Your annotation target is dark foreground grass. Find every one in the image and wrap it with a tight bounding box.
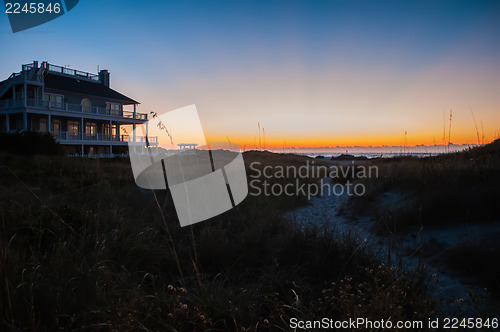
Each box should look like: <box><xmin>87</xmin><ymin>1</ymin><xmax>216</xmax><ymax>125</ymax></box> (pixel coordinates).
<box><xmin>348</xmin><ymin>139</ymin><xmax>500</xmax><ymax>235</ymax></box>
<box><xmin>446</xmin><ymin>241</ymin><xmax>500</xmax><ymax>294</ymax></box>
<box><xmin>0</xmin><ymin>152</ymin><xmax>433</xmax><ymax>331</ymax></box>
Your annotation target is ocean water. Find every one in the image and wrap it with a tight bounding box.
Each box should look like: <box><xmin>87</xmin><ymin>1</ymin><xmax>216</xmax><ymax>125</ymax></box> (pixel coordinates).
<box><xmin>257</xmin><ymin>144</ymin><xmax>477</xmax><ymax>159</ymax></box>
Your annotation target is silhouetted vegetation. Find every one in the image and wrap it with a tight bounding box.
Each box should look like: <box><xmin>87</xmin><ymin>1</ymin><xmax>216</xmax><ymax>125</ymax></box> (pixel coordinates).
<box><xmin>0</xmin><ymin>152</ymin><xmax>432</xmax><ymax>331</ymax></box>
<box><xmin>446</xmin><ymin>241</ymin><xmax>500</xmax><ymax>294</ymax></box>
<box><xmin>348</xmin><ymin>139</ymin><xmax>500</xmax><ymax>234</ymax></box>
<box><xmin>0</xmin><ymin>132</ymin><xmax>63</xmax><ymax>156</ymax></box>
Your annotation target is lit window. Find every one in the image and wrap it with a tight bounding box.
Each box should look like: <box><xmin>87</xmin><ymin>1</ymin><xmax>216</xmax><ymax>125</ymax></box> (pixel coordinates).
<box><xmin>68</xmin><ymin>120</ymin><xmax>79</xmax><ymax>139</ymax></box>
<box><xmin>103</xmin><ymin>123</ymin><xmax>110</xmax><ymax>135</ymax></box>
<box><xmin>85</xmin><ymin>122</ymin><xmax>96</xmax><ymax>135</ymax></box>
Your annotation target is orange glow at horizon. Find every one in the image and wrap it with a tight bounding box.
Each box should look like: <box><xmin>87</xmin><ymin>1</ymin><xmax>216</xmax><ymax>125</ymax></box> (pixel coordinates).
<box><xmin>123</xmin><ymin>102</ymin><xmax>500</xmax><ymax>150</ymax></box>
<box><xmin>203</xmin><ymin>134</ymin><xmax>495</xmax><ymax>149</ymax></box>
<box><xmin>129</xmin><ymin>125</ymin><xmax>497</xmax><ymax>150</ymax></box>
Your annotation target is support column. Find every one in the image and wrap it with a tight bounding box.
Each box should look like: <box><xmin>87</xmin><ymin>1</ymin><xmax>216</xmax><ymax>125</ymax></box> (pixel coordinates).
<box><xmin>23</xmin><ymin>111</ymin><xmax>27</xmax><ymax>131</ymax></box>
<box><xmin>133</xmin><ymin>105</ymin><xmax>137</xmax><ymax>146</ymax></box>
<box><xmin>48</xmin><ymin>114</ymin><xmax>51</xmax><ymax>133</ymax></box>
<box><xmin>6</xmin><ymin>114</ymin><xmax>9</xmax><ymax>132</ymax></box>
<box><xmin>81</xmin><ymin>117</ymin><xmax>84</xmax><ymax>155</ymax></box>
<box><xmin>23</xmin><ymin>81</ymin><xmax>27</xmax><ymax>107</ymax></box>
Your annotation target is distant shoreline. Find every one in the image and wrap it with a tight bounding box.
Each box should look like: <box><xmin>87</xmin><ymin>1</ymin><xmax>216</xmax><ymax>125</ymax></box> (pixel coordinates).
<box><xmin>242</xmin><ymin>143</ymin><xmax>481</xmax><ymax>159</ymax></box>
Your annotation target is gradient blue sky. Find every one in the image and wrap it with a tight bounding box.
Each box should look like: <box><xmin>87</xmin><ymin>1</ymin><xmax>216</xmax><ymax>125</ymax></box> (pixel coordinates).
<box><xmin>1</xmin><ymin>0</ymin><xmax>499</xmax><ymax>147</ymax></box>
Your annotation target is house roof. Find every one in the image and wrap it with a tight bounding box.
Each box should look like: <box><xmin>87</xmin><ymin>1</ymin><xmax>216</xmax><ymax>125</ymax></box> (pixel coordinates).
<box><xmin>44</xmin><ymin>73</ymin><xmax>139</xmax><ymax>104</ymax></box>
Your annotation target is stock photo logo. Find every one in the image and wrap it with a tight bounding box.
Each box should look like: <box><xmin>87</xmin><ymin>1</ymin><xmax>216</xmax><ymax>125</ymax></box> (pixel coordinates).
<box><xmin>4</xmin><ymin>0</ymin><xmax>79</xmax><ymax>32</ymax></box>
<box><xmin>128</xmin><ymin>105</ymin><xmax>248</xmax><ymax>227</ymax></box>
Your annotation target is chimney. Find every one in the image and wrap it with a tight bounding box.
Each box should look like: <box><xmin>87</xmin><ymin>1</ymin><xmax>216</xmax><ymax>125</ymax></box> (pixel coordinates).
<box><xmin>99</xmin><ymin>69</ymin><xmax>110</xmax><ymax>87</ymax></box>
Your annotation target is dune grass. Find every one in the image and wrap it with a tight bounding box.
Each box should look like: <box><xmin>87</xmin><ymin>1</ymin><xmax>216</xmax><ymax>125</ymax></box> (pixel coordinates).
<box><xmin>0</xmin><ymin>151</ymin><xmax>433</xmax><ymax>331</ymax></box>
<box><xmin>347</xmin><ymin>139</ymin><xmax>500</xmax><ymax>235</ymax></box>
<box><xmin>446</xmin><ymin>241</ymin><xmax>500</xmax><ymax>294</ymax></box>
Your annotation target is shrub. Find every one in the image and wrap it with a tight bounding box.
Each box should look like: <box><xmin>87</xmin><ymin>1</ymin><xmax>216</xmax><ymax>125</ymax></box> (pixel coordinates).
<box><xmin>0</xmin><ymin>131</ymin><xmax>63</xmax><ymax>155</ymax></box>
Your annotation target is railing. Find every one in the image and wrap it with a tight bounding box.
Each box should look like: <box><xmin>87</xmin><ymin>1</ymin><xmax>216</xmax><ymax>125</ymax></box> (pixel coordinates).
<box><xmin>51</xmin><ymin>131</ymin><xmax>129</xmax><ymax>142</ymax></box>
<box><xmin>49</xmin><ymin>131</ymin><xmax>155</xmax><ymax>144</ymax></box>
<box><xmin>7</xmin><ymin>72</ymin><xmax>23</xmax><ymax>81</ymax></box>
<box><xmin>0</xmin><ymin>73</ymin><xmax>24</xmax><ymax>98</ymax></box>
<box><xmin>132</xmin><ymin>136</ymin><xmax>158</xmax><ymax>144</ymax></box>
<box><xmin>0</xmin><ymin>68</ymin><xmax>41</xmax><ymax>99</ymax></box>
<box><xmin>45</xmin><ymin>63</ymin><xmax>99</xmax><ymax>81</ymax></box>
<box><xmin>0</xmin><ymin>99</ymin><xmax>24</xmax><ymax>108</ymax></box>
<box><xmin>20</xmin><ymin>64</ymin><xmax>44</xmax><ymax>83</ymax></box>
<box><xmin>0</xmin><ymin>98</ymin><xmax>148</xmax><ymax>120</ymax></box>
<box><xmin>27</xmin><ymin>73</ymin><xmax>43</xmax><ymax>83</ymax></box>
<box><xmin>49</xmin><ymin>131</ymin><xmax>157</xmax><ymax>144</ymax></box>
<box><xmin>22</xmin><ymin>63</ymin><xmax>34</xmax><ymax>71</ymax></box>
<box><xmin>68</xmin><ymin>153</ymin><xmax>130</xmax><ymax>158</ymax></box>
<box><xmin>123</xmin><ymin>110</ymin><xmax>147</xmax><ymax>120</ymax></box>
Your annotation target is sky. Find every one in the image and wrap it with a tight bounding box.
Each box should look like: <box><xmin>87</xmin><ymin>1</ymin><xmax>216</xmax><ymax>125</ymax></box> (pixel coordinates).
<box><xmin>1</xmin><ymin>0</ymin><xmax>499</xmax><ymax>148</ymax></box>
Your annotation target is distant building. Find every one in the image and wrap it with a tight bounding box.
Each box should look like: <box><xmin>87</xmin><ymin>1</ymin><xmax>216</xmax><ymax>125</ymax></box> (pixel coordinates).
<box><xmin>0</xmin><ymin>61</ymin><xmax>157</xmax><ymax>156</ymax></box>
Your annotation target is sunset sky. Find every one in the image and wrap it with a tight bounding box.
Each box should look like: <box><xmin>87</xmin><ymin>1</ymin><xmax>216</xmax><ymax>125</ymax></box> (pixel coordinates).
<box><xmin>1</xmin><ymin>0</ymin><xmax>499</xmax><ymax>148</ymax></box>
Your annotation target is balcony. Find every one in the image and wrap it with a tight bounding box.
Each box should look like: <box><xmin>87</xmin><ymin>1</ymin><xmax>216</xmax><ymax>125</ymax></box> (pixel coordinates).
<box><xmin>0</xmin><ymin>98</ymin><xmax>148</xmax><ymax>120</ymax></box>
<box><xmin>50</xmin><ymin>131</ymin><xmax>158</xmax><ymax>145</ymax></box>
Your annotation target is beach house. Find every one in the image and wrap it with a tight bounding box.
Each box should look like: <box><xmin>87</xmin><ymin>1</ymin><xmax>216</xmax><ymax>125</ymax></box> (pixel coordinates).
<box><xmin>0</xmin><ymin>61</ymin><xmax>157</xmax><ymax>156</ymax></box>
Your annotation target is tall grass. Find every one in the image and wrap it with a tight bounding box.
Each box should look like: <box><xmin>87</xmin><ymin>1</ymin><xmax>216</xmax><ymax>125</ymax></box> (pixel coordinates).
<box><xmin>348</xmin><ymin>139</ymin><xmax>500</xmax><ymax>235</ymax></box>
<box><xmin>0</xmin><ymin>151</ymin><xmax>433</xmax><ymax>330</ymax></box>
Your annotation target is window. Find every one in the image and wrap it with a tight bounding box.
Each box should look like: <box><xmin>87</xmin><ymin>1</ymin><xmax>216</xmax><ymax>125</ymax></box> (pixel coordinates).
<box><xmin>102</xmin><ymin>123</ymin><xmax>110</xmax><ymax>136</ymax></box>
<box><xmin>85</xmin><ymin>122</ymin><xmax>96</xmax><ymax>135</ymax></box>
<box><xmin>68</xmin><ymin>120</ymin><xmax>79</xmax><ymax>139</ymax></box>
<box><xmin>106</xmin><ymin>102</ymin><xmax>122</xmax><ymax>116</ymax></box>
<box><xmin>112</xmin><ymin>124</ymin><xmax>118</xmax><ymax>138</ymax></box>
<box><xmin>39</xmin><ymin>118</ymin><xmax>47</xmax><ymax>132</ymax></box>
<box><xmin>44</xmin><ymin>93</ymin><xmax>64</xmax><ymax>109</ymax></box>
<box><xmin>81</xmin><ymin>98</ymin><xmax>91</xmax><ymax>112</ymax></box>
<box><xmin>51</xmin><ymin>119</ymin><xmax>61</xmax><ymax>139</ymax></box>
<box><xmin>52</xmin><ymin>119</ymin><xmax>60</xmax><ymax>133</ymax></box>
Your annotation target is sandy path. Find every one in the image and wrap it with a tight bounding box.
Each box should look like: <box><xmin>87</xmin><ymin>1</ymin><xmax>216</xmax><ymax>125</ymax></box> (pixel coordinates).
<box><xmin>285</xmin><ymin>181</ymin><xmax>500</xmax><ymax>317</ymax></box>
